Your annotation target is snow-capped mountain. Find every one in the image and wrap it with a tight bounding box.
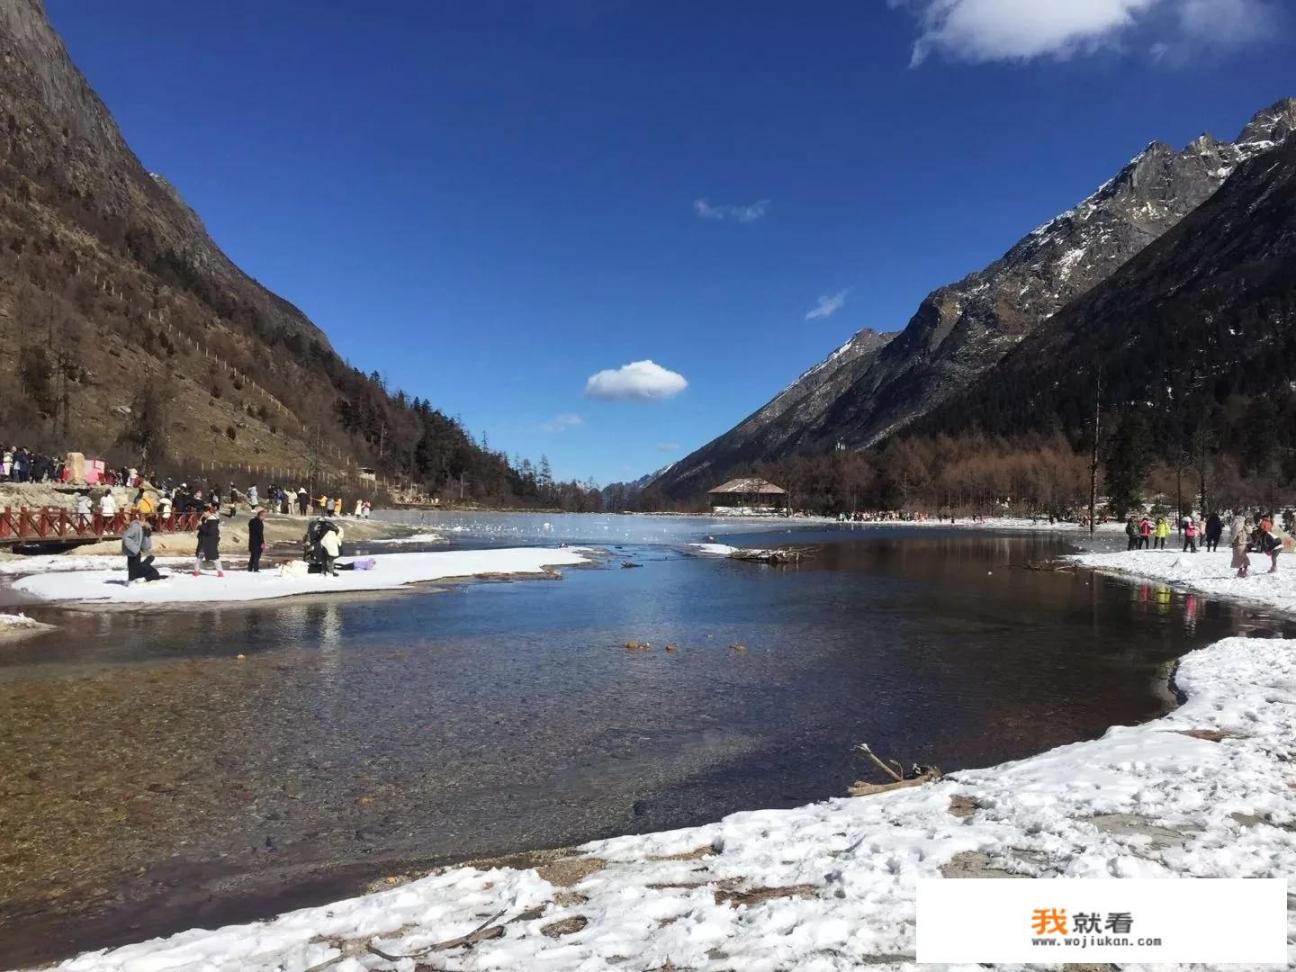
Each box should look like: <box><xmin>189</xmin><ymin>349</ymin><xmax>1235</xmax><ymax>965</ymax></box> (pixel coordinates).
<box><xmin>924</xmin><ymin>131</ymin><xmax>1296</xmax><ymax>444</ymax></box>
<box><xmin>652</xmin><ymin>99</ymin><xmax>1296</xmax><ymax>498</ymax></box>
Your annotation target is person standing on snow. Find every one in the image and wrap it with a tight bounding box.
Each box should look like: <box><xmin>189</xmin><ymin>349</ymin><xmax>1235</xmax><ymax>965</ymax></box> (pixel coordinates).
<box><xmin>319</xmin><ymin>522</ymin><xmax>342</xmax><ymax>576</ymax></box>
<box><xmin>1231</xmin><ymin>515</ymin><xmax>1251</xmax><ymax>578</ymax></box>
<box><xmin>193</xmin><ymin>505</ymin><xmax>225</xmax><ymax>577</ymax></box>
<box><xmin>1154</xmin><ymin>515</ymin><xmax>1170</xmax><ymax>550</ymax></box>
<box><xmin>1182</xmin><ymin>514</ymin><xmax>1198</xmax><ymax>553</ymax></box>
<box><xmin>1138</xmin><ymin>515</ymin><xmax>1151</xmax><ymax>550</ymax></box>
<box><xmin>1125</xmin><ymin>517</ymin><xmax>1138</xmax><ymax>550</ymax></box>
<box><xmin>247</xmin><ymin>508</ymin><xmax>267</xmax><ymax>572</ymax></box>
<box><xmin>1204</xmin><ymin>512</ymin><xmax>1223</xmax><ymax>552</ymax></box>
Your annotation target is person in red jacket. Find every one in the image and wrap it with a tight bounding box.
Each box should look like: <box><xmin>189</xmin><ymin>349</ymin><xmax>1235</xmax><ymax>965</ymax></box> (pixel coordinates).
<box><xmin>1138</xmin><ymin>515</ymin><xmax>1152</xmax><ymax>550</ymax></box>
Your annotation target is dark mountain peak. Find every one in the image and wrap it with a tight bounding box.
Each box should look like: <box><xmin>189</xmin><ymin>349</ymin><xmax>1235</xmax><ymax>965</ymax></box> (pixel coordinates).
<box><xmin>1236</xmin><ymin>97</ymin><xmax>1296</xmax><ymax>145</ymax></box>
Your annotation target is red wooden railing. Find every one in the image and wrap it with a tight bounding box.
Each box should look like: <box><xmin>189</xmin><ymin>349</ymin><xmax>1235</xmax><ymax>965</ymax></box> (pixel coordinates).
<box><xmin>0</xmin><ymin>508</ymin><xmax>201</xmax><ymax>543</ymax></box>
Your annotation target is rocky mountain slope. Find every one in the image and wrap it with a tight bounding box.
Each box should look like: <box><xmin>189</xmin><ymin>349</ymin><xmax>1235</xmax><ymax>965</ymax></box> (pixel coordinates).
<box><xmin>0</xmin><ymin>0</ymin><xmax>508</xmax><ymax>496</ymax></box>
<box><xmin>922</xmin><ymin>134</ymin><xmax>1296</xmax><ymax>447</ymax></box>
<box><xmin>648</xmin><ymin>329</ymin><xmax>893</xmax><ymax>497</ymax></box>
<box><xmin>652</xmin><ymin>98</ymin><xmax>1296</xmax><ymax>498</ymax></box>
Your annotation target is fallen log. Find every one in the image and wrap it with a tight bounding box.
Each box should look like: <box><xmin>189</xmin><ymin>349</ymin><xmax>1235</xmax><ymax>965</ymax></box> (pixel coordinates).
<box><xmin>849</xmin><ymin>742</ymin><xmax>941</xmax><ymax>797</ymax></box>
<box><xmin>728</xmin><ymin>547</ymin><xmax>802</xmax><ymax>564</ymax></box>
<box><xmin>848</xmin><ymin>770</ymin><xmax>941</xmax><ymax>797</ymax></box>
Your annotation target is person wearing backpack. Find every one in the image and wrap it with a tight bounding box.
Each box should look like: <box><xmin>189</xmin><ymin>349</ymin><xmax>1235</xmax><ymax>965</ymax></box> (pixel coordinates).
<box><xmin>1125</xmin><ymin>517</ymin><xmax>1138</xmax><ymax>550</ymax></box>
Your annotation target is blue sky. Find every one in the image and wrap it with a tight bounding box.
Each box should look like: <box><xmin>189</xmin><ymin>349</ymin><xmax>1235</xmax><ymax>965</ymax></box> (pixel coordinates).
<box><xmin>48</xmin><ymin>0</ymin><xmax>1294</xmax><ymax>484</ymax></box>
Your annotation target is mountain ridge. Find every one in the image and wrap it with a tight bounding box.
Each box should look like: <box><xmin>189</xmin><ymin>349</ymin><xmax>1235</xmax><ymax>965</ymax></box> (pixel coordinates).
<box><xmin>0</xmin><ymin>0</ymin><xmax>565</xmax><ymax>506</ymax></box>
<box><xmin>649</xmin><ymin>97</ymin><xmax>1296</xmax><ymax>499</ymax></box>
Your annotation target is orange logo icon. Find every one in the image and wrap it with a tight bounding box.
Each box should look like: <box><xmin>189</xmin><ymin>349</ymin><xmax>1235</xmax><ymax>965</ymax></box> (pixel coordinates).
<box><xmin>1031</xmin><ymin>908</ymin><xmax>1068</xmax><ymax>935</ymax></box>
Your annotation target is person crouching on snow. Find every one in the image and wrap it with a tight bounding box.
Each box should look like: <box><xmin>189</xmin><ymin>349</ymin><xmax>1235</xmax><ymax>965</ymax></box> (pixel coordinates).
<box><xmin>123</xmin><ymin>515</ymin><xmax>161</xmax><ymax>582</ymax></box>
<box><xmin>194</xmin><ymin>505</ymin><xmax>225</xmax><ymax>577</ymax></box>
<box><xmin>319</xmin><ymin>523</ymin><xmax>342</xmax><ymax>576</ymax></box>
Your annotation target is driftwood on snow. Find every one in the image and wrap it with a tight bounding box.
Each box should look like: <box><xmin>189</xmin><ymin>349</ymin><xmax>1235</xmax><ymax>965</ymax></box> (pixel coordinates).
<box><xmin>728</xmin><ymin>547</ymin><xmax>803</xmax><ymax>564</ymax></box>
<box><xmin>848</xmin><ymin>742</ymin><xmax>942</xmax><ymax>797</ymax></box>
<box><xmin>367</xmin><ymin>909</ymin><xmax>507</xmax><ymax>961</ymax></box>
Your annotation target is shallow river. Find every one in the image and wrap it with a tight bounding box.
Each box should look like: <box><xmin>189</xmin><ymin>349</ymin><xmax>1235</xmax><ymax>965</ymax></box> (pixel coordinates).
<box><xmin>0</xmin><ymin>516</ymin><xmax>1289</xmax><ymax>966</ymax></box>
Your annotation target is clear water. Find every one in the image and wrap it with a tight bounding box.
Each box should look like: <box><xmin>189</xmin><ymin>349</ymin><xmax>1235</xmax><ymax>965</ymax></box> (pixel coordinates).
<box><xmin>0</xmin><ymin>518</ymin><xmax>1288</xmax><ymax>966</ymax></box>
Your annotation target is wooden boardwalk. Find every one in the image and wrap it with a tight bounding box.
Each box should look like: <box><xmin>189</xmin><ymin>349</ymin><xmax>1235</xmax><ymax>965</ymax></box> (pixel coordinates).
<box><xmin>0</xmin><ymin>507</ymin><xmax>200</xmax><ymax>546</ymax></box>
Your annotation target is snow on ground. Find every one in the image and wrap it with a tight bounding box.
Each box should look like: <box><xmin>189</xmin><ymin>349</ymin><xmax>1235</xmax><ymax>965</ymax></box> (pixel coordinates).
<box><xmin>781</xmin><ymin>517</ymin><xmax>1125</xmax><ymax>534</ymax></box>
<box><xmin>365</xmin><ymin>532</ymin><xmax>444</xmax><ymax>545</ymax></box>
<box><xmin>0</xmin><ymin>611</ymin><xmax>52</xmax><ymax>633</ymax></box>
<box><xmin>689</xmin><ymin>542</ymin><xmax>739</xmax><ymax>556</ymax></box>
<box><xmin>1073</xmin><ymin>547</ymin><xmax>1296</xmax><ymax>614</ymax></box>
<box><xmin>692</xmin><ymin>518</ymin><xmax>1123</xmax><ymax>539</ymax></box>
<box><xmin>0</xmin><ymin>554</ymin><xmax>189</xmax><ymax>575</ymax></box>
<box><xmin>48</xmin><ymin>634</ymin><xmax>1296</xmax><ymax>971</ymax></box>
<box><xmin>8</xmin><ymin>548</ymin><xmax>592</xmax><ymax>607</ymax></box>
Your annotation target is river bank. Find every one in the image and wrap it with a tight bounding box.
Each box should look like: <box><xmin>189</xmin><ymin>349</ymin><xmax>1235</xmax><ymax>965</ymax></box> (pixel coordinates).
<box><xmin>41</xmin><ymin>633</ymin><xmax>1295</xmax><ymax>971</ymax></box>
<box><xmin>1072</xmin><ymin>547</ymin><xmax>1295</xmax><ymax>614</ymax></box>
<box><xmin>24</xmin><ymin>536</ymin><xmax>1292</xmax><ymax>972</ymax></box>
<box><xmin>1</xmin><ymin>547</ymin><xmax>591</xmax><ymax>608</ymax></box>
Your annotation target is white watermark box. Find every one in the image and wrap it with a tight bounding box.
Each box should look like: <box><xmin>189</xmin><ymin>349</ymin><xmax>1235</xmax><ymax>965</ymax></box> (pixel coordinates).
<box><xmin>917</xmin><ymin>877</ymin><xmax>1287</xmax><ymax>964</ymax></box>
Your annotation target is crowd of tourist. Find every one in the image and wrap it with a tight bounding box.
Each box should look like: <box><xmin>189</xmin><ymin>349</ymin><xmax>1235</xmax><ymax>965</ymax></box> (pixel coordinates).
<box><xmin>1</xmin><ymin>447</ymin><xmax>65</xmax><ymax>483</ymax></box>
<box><xmin>2</xmin><ymin>445</ymin><xmax>382</xmax><ymax>584</ymax></box>
<box><xmin>1124</xmin><ymin>509</ymin><xmax>1293</xmax><ymax>576</ymax></box>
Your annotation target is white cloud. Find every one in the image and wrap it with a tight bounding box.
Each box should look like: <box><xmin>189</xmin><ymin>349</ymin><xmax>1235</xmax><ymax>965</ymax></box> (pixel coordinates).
<box><xmin>805</xmin><ymin>289</ymin><xmax>849</xmax><ymax>321</ymax></box>
<box><xmin>693</xmin><ymin>198</ymin><xmax>770</xmax><ymax>223</ymax></box>
<box><xmin>585</xmin><ymin>360</ymin><xmax>688</xmax><ymax>401</ymax></box>
<box><xmin>897</xmin><ymin>0</ymin><xmax>1276</xmax><ymax>64</ymax></box>
<box><xmin>1178</xmin><ymin>0</ymin><xmax>1277</xmax><ymax>45</ymax></box>
<box><xmin>657</xmin><ymin>442</ymin><xmax>680</xmax><ymax>452</ymax></box>
<box><xmin>540</xmin><ymin>413</ymin><xmax>584</xmax><ymax>432</ymax></box>
<box><xmin>902</xmin><ymin>0</ymin><xmax>1159</xmax><ymax>63</ymax></box>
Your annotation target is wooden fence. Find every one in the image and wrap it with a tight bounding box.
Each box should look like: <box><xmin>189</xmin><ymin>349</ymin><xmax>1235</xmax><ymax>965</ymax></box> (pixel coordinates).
<box><xmin>0</xmin><ymin>508</ymin><xmax>200</xmax><ymax>544</ymax></box>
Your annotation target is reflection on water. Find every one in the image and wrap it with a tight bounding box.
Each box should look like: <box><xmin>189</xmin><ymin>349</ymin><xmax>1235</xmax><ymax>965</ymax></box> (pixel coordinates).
<box><xmin>0</xmin><ymin>530</ymin><xmax>1288</xmax><ymax>966</ymax></box>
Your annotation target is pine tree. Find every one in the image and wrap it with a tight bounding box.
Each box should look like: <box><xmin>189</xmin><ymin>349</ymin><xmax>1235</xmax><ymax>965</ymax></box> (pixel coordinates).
<box><xmin>1103</xmin><ymin>411</ymin><xmax>1152</xmax><ymax>516</ymax></box>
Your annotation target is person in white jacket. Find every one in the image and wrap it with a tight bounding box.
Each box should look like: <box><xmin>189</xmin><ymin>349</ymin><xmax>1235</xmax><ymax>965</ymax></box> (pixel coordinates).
<box><xmin>99</xmin><ymin>491</ymin><xmax>117</xmax><ymax>518</ymax></box>
<box><xmin>319</xmin><ymin>525</ymin><xmax>342</xmax><ymax>576</ymax></box>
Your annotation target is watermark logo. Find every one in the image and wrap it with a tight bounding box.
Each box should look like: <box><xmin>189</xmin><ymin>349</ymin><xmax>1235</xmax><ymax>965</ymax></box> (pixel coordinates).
<box><xmin>1028</xmin><ymin>907</ymin><xmax>1151</xmax><ymax>950</ymax></box>
<box><xmin>917</xmin><ymin>878</ymin><xmax>1285</xmax><ymax>964</ymax></box>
